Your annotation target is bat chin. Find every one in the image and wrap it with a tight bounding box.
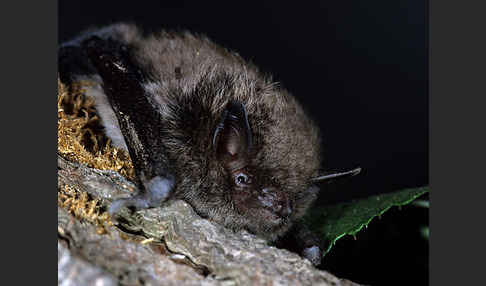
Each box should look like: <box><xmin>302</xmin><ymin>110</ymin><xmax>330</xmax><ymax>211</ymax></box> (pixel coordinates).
<box><xmin>264</xmin><ymin>210</ymin><xmax>284</xmax><ymax>225</ymax></box>
<box><xmin>258</xmin><ymin>209</ymin><xmax>291</xmax><ymax>232</ymax></box>
<box><xmin>259</xmin><ymin>219</ymin><xmax>292</xmax><ymax>241</ymax></box>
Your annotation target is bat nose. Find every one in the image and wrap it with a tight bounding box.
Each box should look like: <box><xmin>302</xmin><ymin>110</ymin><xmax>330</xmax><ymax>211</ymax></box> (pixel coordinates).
<box><xmin>259</xmin><ymin>188</ymin><xmax>292</xmax><ymax>218</ymax></box>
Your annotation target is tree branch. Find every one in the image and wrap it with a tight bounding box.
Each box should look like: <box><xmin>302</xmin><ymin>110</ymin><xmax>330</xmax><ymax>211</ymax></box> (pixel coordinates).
<box><xmin>58</xmin><ymin>154</ymin><xmax>360</xmax><ymax>286</ymax></box>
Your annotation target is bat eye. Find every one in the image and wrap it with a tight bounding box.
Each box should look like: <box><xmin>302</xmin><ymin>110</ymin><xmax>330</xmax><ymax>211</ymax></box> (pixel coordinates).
<box><xmin>234</xmin><ymin>172</ymin><xmax>252</xmax><ymax>186</ymax></box>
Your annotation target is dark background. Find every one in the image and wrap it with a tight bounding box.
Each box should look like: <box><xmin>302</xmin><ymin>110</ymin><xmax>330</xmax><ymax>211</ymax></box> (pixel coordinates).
<box><xmin>59</xmin><ymin>1</ymin><xmax>428</xmax><ymax>285</ymax></box>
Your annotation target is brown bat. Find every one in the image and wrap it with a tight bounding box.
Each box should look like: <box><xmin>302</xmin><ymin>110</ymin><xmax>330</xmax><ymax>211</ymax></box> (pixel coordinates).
<box><xmin>59</xmin><ymin>23</ymin><xmax>360</xmax><ymax>266</ymax></box>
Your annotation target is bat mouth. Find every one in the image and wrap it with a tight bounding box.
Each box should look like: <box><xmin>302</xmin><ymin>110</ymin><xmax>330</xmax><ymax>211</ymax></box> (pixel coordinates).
<box><xmin>260</xmin><ymin>207</ymin><xmax>289</xmax><ymax>225</ymax></box>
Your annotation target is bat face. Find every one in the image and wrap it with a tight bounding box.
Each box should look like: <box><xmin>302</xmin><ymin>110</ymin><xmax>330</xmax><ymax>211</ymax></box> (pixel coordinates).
<box><xmin>210</xmin><ymin>102</ymin><xmax>296</xmax><ymax>235</ymax></box>
<box><xmin>231</xmin><ymin>170</ymin><xmax>293</xmax><ymax>225</ymax></box>
<box><xmin>166</xmin><ymin>94</ymin><xmax>322</xmax><ymax>240</ymax></box>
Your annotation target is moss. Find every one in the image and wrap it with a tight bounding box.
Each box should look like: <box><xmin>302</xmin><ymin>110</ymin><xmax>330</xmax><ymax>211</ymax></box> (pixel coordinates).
<box><xmin>58</xmin><ymin>78</ymin><xmax>135</xmax><ymax>233</ymax></box>
<box><xmin>58</xmin><ymin>185</ymin><xmax>113</xmax><ymax>234</ymax></box>
<box><xmin>57</xmin><ymin>79</ymin><xmax>135</xmax><ymax>179</ymax></box>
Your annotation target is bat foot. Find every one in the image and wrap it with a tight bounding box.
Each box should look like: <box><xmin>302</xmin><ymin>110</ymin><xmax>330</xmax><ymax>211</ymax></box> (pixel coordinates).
<box><xmin>108</xmin><ymin>195</ymin><xmax>150</xmax><ymax>216</ymax></box>
<box><xmin>108</xmin><ymin>175</ymin><xmax>175</xmax><ymax>216</ymax></box>
<box><xmin>302</xmin><ymin>245</ymin><xmax>322</xmax><ymax>266</ymax></box>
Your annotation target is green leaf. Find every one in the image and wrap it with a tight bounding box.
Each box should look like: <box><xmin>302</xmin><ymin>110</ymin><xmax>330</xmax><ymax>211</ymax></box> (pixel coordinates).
<box><xmin>420</xmin><ymin>226</ymin><xmax>430</xmax><ymax>241</ymax></box>
<box><xmin>302</xmin><ymin>186</ymin><xmax>429</xmax><ymax>257</ymax></box>
<box><xmin>411</xmin><ymin>199</ymin><xmax>430</xmax><ymax>208</ymax></box>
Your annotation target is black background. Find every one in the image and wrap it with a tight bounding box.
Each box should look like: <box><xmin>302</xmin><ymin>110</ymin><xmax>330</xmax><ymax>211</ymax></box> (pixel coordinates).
<box><xmin>59</xmin><ymin>1</ymin><xmax>428</xmax><ymax>285</ymax></box>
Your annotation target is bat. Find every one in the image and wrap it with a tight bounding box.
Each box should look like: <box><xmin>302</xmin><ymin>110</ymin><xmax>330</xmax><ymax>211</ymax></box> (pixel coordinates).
<box><xmin>59</xmin><ymin>23</ymin><xmax>360</xmax><ymax>266</ymax></box>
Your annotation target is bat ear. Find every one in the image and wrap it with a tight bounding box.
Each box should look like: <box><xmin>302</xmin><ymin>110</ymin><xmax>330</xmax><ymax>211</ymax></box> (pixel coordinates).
<box><xmin>310</xmin><ymin>167</ymin><xmax>361</xmax><ymax>184</ymax></box>
<box><xmin>213</xmin><ymin>101</ymin><xmax>253</xmax><ymax>170</ymax></box>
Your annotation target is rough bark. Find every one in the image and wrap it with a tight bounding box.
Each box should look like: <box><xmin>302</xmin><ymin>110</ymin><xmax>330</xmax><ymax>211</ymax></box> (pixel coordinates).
<box><xmin>58</xmin><ymin>155</ymin><xmax>360</xmax><ymax>286</ymax></box>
